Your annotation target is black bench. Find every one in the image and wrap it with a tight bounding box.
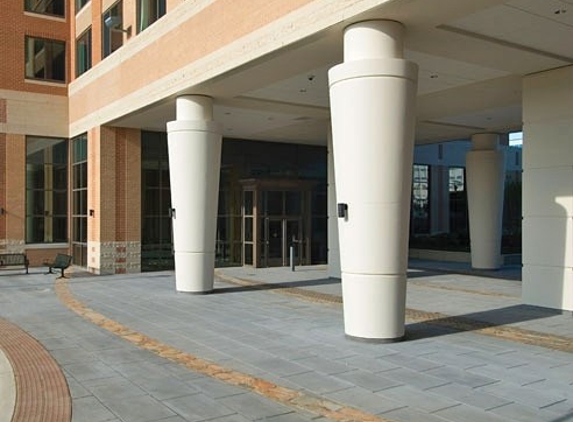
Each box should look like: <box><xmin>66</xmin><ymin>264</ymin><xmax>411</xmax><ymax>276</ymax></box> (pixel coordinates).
<box><xmin>0</xmin><ymin>253</ymin><xmax>29</xmax><ymax>274</ymax></box>
<box><xmin>45</xmin><ymin>254</ymin><xmax>72</xmax><ymax>278</ymax></box>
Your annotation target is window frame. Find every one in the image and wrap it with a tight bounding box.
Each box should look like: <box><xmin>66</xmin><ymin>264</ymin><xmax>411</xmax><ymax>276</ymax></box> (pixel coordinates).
<box><xmin>24</xmin><ymin>0</ymin><xmax>65</xmax><ymax>18</ymax></box>
<box><xmin>102</xmin><ymin>0</ymin><xmax>124</xmax><ymax>58</ymax></box>
<box><xmin>75</xmin><ymin>28</ymin><xmax>92</xmax><ymax>77</ymax></box>
<box><xmin>75</xmin><ymin>0</ymin><xmax>89</xmax><ymax>12</ymax></box>
<box><xmin>24</xmin><ymin>36</ymin><xmax>66</xmax><ymax>83</ymax></box>
<box><xmin>25</xmin><ymin>136</ymin><xmax>68</xmax><ymax>244</ymax></box>
<box><xmin>137</xmin><ymin>0</ymin><xmax>166</xmax><ymax>33</ymax></box>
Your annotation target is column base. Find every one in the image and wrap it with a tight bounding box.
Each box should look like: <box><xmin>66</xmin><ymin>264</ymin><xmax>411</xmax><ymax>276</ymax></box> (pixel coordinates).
<box><xmin>174</xmin><ymin>252</ymin><xmax>215</xmax><ymax>293</ymax></box>
<box><xmin>342</xmin><ymin>272</ymin><xmax>406</xmax><ymax>341</ymax></box>
<box><xmin>345</xmin><ymin>333</ymin><xmax>404</xmax><ymax>343</ymax></box>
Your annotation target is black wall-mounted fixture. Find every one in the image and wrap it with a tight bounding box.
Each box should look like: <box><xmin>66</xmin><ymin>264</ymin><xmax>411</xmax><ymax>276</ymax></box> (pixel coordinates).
<box><xmin>337</xmin><ymin>203</ymin><xmax>348</xmax><ymax>218</ymax></box>
<box><xmin>0</xmin><ymin>207</ymin><xmax>5</xmax><ymax>216</ymax></box>
<box><xmin>169</xmin><ymin>208</ymin><xmax>176</xmax><ymax>219</ymax></box>
<box><xmin>89</xmin><ymin>209</ymin><xmax>95</xmax><ymax>217</ymax></box>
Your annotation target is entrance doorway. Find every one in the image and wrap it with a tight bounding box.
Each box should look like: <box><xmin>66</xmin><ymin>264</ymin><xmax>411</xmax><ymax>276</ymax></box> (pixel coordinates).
<box><xmin>263</xmin><ymin>218</ymin><xmax>301</xmax><ymax>267</ymax></box>
<box><xmin>240</xmin><ymin>179</ymin><xmax>316</xmax><ymax>268</ymax></box>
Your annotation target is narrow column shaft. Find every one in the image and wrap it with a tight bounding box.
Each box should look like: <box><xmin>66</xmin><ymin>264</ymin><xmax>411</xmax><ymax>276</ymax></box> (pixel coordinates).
<box><xmin>329</xmin><ymin>20</ymin><xmax>418</xmax><ymax>341</ymax></box>
<box><xmin>466</xmin><ymin>133</ymin><xmax>506</xmax><ymax>269</ymax></box>
<box><xmin>167</xmin><ymin>95</ymin><xmax>222</xmax><ymax>293</ymax></box>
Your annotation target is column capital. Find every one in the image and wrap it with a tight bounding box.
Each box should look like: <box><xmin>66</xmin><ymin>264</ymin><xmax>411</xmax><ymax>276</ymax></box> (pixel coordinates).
<box><xmin>176</xmin><ymin>95</ymin><xmax>213</xmax><ymax>121</ymax></box>
<box><xmin>471</xmin><ymin>132</ymin><xmax>501</xmax><ymax>150</ymax></box>
<box><xmin>343</xmin><ymin>20</ymin><xmax>405</xmax><ymax>61</ymax></box>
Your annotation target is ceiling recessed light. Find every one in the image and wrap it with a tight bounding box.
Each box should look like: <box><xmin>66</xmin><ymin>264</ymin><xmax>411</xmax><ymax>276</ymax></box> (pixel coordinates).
<box><xmin>299</xmin><ymin>88</ymin><xmax>307</xmax><ymax>93</ymax></box>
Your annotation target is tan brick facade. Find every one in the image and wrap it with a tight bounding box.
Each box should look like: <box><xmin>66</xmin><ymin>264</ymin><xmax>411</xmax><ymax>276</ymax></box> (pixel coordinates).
<box><xmin>88</xmin><ymin>126</ymin><xmax>141</xmax><ymax>274</ymax></box>
<box><xmin>0</xmin><ymin>0</ymin><xmax>69</xmax><ymax>95</ymax></box>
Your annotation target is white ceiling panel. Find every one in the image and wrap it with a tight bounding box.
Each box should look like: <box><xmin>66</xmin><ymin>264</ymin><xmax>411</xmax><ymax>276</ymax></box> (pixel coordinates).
<box><xmin>449</xmin><ymin>2</ymin><xmax>573</xmax><ymax>59</ymax></box>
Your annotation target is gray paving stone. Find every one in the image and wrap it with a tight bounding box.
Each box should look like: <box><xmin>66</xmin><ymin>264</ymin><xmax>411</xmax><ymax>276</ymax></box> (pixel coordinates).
<box><xmin>205</xmin><ymin>415</ymin><xmax>251</xmax><ymax>422</ymax></box>
<box><xmin>381</xmin><ymin>367</ymin><xmax>451</xmax><ymax>390</ymax></box>
<box><xmin>218</xmin><ymin>393</ymin><xmax>295</xmax><ymax>420</ymax></box>
<box><xmin>87</xmin><ymin>377</ymin><xmax>147</xmax><ymax>402</ymax></box>
<box><xmin>378</xmin><ymin>385</ymin><xmax>461</xmax><ymax>413</ymax></box>
<box><xmin>338</xmin><ymin>354</ymin><xmax>399</xmax><ymax>373</ymax></box>
<box><xmin>541</xmin><ymin>400</ymin><xmax>573</xmax><ymax>416</ymax></box>
<box><xmin>190</xmin><ymin>377</ymin><xmax>250</xmax><ymax>399</ymax></box>
<box><xmin>434</xmin><ymin>404</ymin><xmax>514</xmax><ymax>422</ymax></box>
<box><xmin>480</xmin><ymin>381</ymin><xmax>570</xmax><ymax>409</ymax></box>
<box><xmin>71</xmin><ymin>396</ymin><xmax>117</xmax><ymax>422</ymax></box>
<box><xmin>490</xmin><ymin>402</ymin><xmax>569</xmax><ymax>422</ymax></box>
<box><xmin>136</xmin><ymin>376</ymin><xmax>200</xmax><ymax>400</ymax></box>
<box><xmin>425</xmin><ymin>365</ymin><xmax>499</xmax><ymax>388</ymax></box>
<box><xmin>64</xmin><ymin>361</ymin><xmax>119</xmax><ymax>381</ymax></box>
<box><xmin>65</xmin><ymin>376</ymin><xmax>91</xmax><ymax>399</ymax></box>
<box><xmin>335</xmin><ymin>369</ymin><xmax>402</xmax><ymax>392</ymax></box>
<box><xmin>466</xmin><ymin>363</ymin><xmax>546</xmax><ymax>386</ymax></box>
<box><xmin>381</xmin><ymin>352</ymin><xmax>443</xmax><ymax>372</ymax></box>
<box><xmin>426</xmin><ymin>382</ymin><xmax>513</xmax><ymax>410</ymax></box>
<box><xmin>285</xmin><ymin>371</ymin><xmax>354</xmax><ymax>394</ymax></box>
<box><xmin>254</xmin><ymin>357</ymin><xmax>312</xmax><ymax>377</ymax></box>
<box><xmin>324</xmin><ymin>386</ymin><xmax>406</xmax><ymax>414</ymax></box>
<box><xmin>103</xmin><ymin>394</ymin><xmax>176</xmax><ymax>422</ymax></box>
<box><xmin>51</xmin><ymin>346</ymin><xmax>96</xmax><ymax>365</ymax></box>
<box><xmin>380</xmin><ymin>405</ymin><xmax>452</xmax><ymax>422</ymax></box>
<box><xmin>163</xmin><ymin>393</ymin><xmax>238</xmax><ymax>421</ymax></box>
<box><xmin>292</xmin><ymin>356</ymin><xmax>353</xmax><ymax>375</ymax></box>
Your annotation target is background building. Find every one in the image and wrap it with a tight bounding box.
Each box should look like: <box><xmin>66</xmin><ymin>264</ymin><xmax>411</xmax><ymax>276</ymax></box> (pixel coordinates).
<box><xmin>1</xmin><ymin>0</ymin><xmax>571</xmax><ymax>339</ymax></box>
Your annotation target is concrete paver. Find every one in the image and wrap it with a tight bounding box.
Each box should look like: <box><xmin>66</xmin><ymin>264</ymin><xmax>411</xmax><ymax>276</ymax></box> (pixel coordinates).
<box><xmin>0</xmin><ymin>262</ymin><xmax>572</xmax><ymax>422</ymax></box>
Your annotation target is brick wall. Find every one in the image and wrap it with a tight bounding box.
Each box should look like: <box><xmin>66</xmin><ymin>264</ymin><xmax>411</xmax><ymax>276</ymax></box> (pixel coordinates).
<box><xmin>88</xmin><ymin>126</ymin><xmax>141</xmax><ymax>273</ymax></box>
<box><xmin>0</xmin><ymin>0</ymin><xmax>69</xmax><ymax>95</ymax></box>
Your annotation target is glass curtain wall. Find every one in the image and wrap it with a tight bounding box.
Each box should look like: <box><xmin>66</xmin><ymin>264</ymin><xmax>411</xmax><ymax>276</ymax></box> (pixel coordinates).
<box><xmin>26</xmin><ymin>137</ymin><xmax>68</xmax><ymax>243</ymax></box>
<box><xmin>72</xmin><ymin>134</ymin><xmax>88</xmax><ymax>267</ymax></box>
<box><xmin>141</xmin><ymin>131</ymin><xmax>172</xmax><ymax>271</ymax></box>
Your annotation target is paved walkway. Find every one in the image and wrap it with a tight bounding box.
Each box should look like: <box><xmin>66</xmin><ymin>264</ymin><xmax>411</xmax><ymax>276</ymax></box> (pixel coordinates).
<box><xmin>0</xmin><ymin>263</ymin><xmax>571</xmax><ymax>422</ymax></box>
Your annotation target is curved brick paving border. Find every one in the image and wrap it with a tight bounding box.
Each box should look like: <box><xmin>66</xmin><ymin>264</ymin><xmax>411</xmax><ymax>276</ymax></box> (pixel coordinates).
<box><xmin>0</xmin><ymin>319</ymin><xmax>71</xmax><ymax>422</ymax></box>
<box><xmin>55</xmin><ymin>277</ymin><xmax>396</xmax><ymax>422</ymax></box>
<box><xmin>214</xmin><ymin>270</ymin><xmax>573</xmax><ymax>353</ymax></box>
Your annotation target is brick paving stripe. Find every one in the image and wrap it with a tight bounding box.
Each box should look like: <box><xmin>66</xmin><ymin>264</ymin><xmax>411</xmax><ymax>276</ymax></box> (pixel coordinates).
<box><xmin>0</xmin><ymin>318</ymin><xmax>71</xmax><ymax>422</ymax></box>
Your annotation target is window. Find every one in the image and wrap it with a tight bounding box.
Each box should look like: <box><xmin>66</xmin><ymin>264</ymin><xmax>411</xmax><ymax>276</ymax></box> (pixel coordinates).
<box><xmin>449</xmin><ymin>167</ymin><xmax>464</xmax><ymax>192</ymax></box>
<box><xmin>25</xmin><ymin>0</ymin><xmax>65</xmax><ymax>17</ymax></box>
<box><xmin>76</xmin><ymin>0</ymin><xmax>89</xmax><ymax>11</ymax></box>
<box><xmin>25</xmin><ymin>37</ymin><xmax>66</xmax><ymax>82</ymax></box>
<box><xmin>76</xmin><ymin>28</ymin><xmax>91</xmax><ymax>76</ymax></box>
<box><xmin>26</xmin><ymin>137</ymin><xmax>68</xmax><ymax>243</ymax></box>
<box><xmin>72</xmin><ymin>134</ymin><xmax>88</xmax><ymax>267</ymax></box>
<box><xmin>102</xmin><ymin>1</ymin><xmax>123</xmax><ymax>58</ymax></box>
<box><xmin>138</xmin><ymin>0</ymin><xmax>165</xmax><ymax>32</ymax></box>
<box><xmin>411</xmin><ymin>164</ymin><xmax>430</xmax><ymax>234</ymax></box>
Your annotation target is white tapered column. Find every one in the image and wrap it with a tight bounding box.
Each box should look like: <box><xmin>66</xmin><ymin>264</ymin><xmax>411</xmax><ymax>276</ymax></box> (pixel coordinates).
<box><xmin>167</xmin><ymin>95</ymin><xmax>222</xmax><ymax>293</ymax></box>
<box><xmin>329</xmin><ymin>20</ymin><xmax>418</xmax><ymax>341</ymax></box>
<box><xmin>466</xmin><ymin>133</ymin><xmax>506</xmax><ymax>269</ymax></box>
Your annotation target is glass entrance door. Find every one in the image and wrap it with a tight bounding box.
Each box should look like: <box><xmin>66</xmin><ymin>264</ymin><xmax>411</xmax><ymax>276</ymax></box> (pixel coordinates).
<box><xmin>263</xmin><ymin>218</ymin><xmax>301</xmax><ymax>267</ymax></box>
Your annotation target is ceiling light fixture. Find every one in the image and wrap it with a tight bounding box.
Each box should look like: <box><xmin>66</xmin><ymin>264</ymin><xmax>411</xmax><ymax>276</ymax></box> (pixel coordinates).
<box><xmin>554</xmin><ymin>8</ymin><xmax>567</xmax><ymax>14</ymax></box>
<box><xmin>430</xmin><ymin>74</ymin><xmax>438</xmax><ymax>79</ymax></box>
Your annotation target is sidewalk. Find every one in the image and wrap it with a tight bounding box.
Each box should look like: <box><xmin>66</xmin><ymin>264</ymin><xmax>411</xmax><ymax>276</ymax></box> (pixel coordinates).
<box><xmin>0</xmin><ymin>262</ymin><xmax>571</xmax><ymax>422</ymax></box>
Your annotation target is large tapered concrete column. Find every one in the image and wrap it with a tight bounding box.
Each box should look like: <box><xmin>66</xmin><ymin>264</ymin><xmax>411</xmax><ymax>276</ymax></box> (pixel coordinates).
<box><xmin>466</xmin><ymin>133</ymin><xmax>506</xmax><ymax>269</ymax></box>
<box><xmin>327</xmin><ymin>127</ymin><xmax>341</xmax><ymax>278</ymax></box>
<box><xmin>329</xmin><ymin>21</ymin><xmax>418</xmax><ymax>341</ymax></box>
<box><xmin>167</xmin><ymin>96</ymin><xmax>222</xmax><ymax>293</ymax></box>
